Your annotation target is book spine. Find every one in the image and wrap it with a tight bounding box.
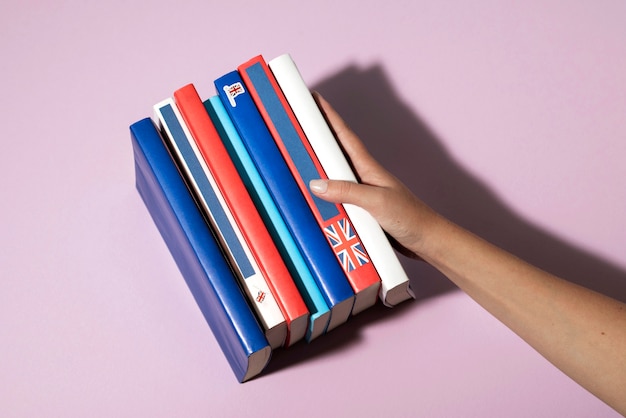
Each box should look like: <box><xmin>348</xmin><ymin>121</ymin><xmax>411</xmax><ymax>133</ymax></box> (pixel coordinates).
<box><xmin>153</xmin><ymin>98</ymin><xmax>287</xmax><ymax>349</ymax></box>
<box><xmin>268</xmin><ymin>53</ymin><xmax>415</xmax><ymax>306</ymax></box>
<box><xmin>205</xmin><ymin>96</ymin><xmax>332</xmax><ymax>342</ymax></box>
<box><xmin>240</xmin><ymin>55</ymin><xmax>381</xmax><ymax>314</ymax></box>
<box><xmin>173</xmin><ymin>84</ymin><xmax>309</xmax><ymax>347</ymax></box>
<box><xmin>130</xmin><ymin>118</ymin><xmax>271</xmax><ymax>382</ymax></box>
<box><xmin>214</xmin><ymin>71</ymin><xmax>355</xmax><ymax>331</ymax></box>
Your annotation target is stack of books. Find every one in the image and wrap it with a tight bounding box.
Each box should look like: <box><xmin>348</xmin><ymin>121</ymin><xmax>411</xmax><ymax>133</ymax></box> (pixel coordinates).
<box><xmin>130</xmin><ymin>53</ymin><xmax>415</xmax><ymax>382</ymax></box>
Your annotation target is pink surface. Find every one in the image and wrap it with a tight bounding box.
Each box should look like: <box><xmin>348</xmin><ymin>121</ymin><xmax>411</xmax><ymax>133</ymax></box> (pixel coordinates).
<box><xmin>1</xmin><ymin>1</ymin><xmax>624</xmax><ymax>416</ymax></box>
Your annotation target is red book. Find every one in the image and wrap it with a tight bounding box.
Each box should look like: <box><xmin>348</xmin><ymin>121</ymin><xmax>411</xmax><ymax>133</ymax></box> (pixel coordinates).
<box><xmin>173</xmin><ymin>83</ymin><xmax>309</xmax><ymax>346</ymax></box>
<box><xmin>239</xmin><ymin>56</ymin><xmax>381</xmax><ymax>315</ymax></box>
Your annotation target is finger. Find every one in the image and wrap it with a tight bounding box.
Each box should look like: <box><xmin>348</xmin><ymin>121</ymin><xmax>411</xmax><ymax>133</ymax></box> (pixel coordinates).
<box><xmin>309</xmin><ymin>178</ymin><xmax>381</xmax><ymax>210</ymax></box>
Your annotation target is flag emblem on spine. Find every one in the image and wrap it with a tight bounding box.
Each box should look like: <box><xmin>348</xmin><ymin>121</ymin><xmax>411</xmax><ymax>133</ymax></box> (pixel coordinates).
<box><xmin>223</xmin><ymin>82</ymin><xmax>245</xmax><ymax>107</ymax></box>
<box><xmin>325</xmin><ymin>218</ymin><xmax>369</xmax><ymax>272</ymax></box>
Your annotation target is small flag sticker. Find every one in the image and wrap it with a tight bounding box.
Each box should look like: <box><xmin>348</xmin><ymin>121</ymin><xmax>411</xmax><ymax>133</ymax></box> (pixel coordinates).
<box><xmin>223</xmin><ymin>82</ymin><xmax>245</xmax><ymax>107</ymax></box>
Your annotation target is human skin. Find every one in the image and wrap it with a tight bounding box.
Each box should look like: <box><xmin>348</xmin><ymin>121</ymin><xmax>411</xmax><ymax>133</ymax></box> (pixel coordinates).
<box><xmin>309</xmin><ymin>93</ymin><xmax>626</xmax><ymax>415</ymax></box>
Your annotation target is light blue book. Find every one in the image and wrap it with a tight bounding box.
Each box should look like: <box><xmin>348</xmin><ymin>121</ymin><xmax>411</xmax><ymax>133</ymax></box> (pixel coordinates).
<box><xmin>205</xmin><ymin>96</ymin><xmax>331</xmax><ymax>341</ymax></box>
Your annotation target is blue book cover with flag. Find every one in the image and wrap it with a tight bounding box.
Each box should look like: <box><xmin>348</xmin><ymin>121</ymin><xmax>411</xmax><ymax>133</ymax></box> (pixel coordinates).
<box><xmin>215</xmin><ymin>70</ymin><xmax>355</xmax><ymax>331</ymax></box>
<box><xmin>130</xmin><ymin>117</ymin><xmax>271</xmax><ymax>383</ymax></box>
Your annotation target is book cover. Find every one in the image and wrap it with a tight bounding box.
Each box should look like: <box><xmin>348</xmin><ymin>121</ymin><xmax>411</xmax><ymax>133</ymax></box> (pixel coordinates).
<box><xmin>214</xmin><ymin>71</ymin><xmax>355</xmax><ymax>331</ymax></box>
<box><xmin>173</xmin><ymin>84</ymin><xmax>309</xmax><ymax>347</ymax></box>
<box><xmin>205</xmin><ymin>95</ymin><xmax>331</xmax><ymax>342</ymax></box>
<box><xmin>130</xmin><ymin>117</ymin><xmax>271</xmax><ymax>382</ymax></box>
<box><xmin>268</xmin><ymin>53</ymin><xmax>415</xmax><ymax>306</ymax></box>
<box><xmin>240</xmin><ymin>55</ymin><xmax>381</xmax><ymax>314</ymax></box>
<box><xmin>153</xmin><ymin>98</ymin><xmax>287</xmax><ymax>349</ymax></box>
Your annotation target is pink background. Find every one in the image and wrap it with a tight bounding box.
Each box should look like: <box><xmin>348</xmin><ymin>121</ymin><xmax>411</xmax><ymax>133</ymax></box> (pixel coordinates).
<box><xmin>2</xmin><ymin>1</ymin><xmax>625</xmax><ymax>416</ymax></box>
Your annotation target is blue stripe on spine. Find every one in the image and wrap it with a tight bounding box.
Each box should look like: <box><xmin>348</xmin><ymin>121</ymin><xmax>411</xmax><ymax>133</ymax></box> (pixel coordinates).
<box><xmin>160</xmin><ymin>103</ymin><xmax>255</xmax><ymax>279</ymax></box>
<box><xmin>244</xmin><ymin>63</ymin><xmax>340</xmax><ymax>222</ymax></box>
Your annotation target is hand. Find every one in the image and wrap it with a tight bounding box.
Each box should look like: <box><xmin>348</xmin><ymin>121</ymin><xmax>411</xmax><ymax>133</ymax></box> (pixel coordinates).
<box><xmin>309</xmin><ymin>93</ymin><xmax>626</xmax><ymax>415</ymax></box>
<box><xmin>309</xmin><ymin>92</ymin><xmax>443</xmax><ymax>260</ymax></box>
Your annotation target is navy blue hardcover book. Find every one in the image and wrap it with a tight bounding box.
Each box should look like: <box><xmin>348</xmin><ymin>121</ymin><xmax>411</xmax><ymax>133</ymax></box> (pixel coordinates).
<box><xmin>215</xmin><ymin>71</ymin><xmax>355</xmax><ymax>331</ymax></box>
<box><xmin>130</xmin><ymin>117</ymin><xmax>271</xmax><ymax>382</ymax></box>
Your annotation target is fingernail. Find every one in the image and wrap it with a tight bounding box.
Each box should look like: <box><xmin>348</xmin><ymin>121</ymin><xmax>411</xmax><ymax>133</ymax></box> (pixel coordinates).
<box><xmin>309</xmin><ymin>179</ymin><xmax>328</xmax><ymax>193</ymax></box>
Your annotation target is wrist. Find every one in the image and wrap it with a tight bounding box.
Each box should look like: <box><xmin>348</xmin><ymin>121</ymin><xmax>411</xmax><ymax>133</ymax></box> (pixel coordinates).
<box><xmin>410</xmin><ymin>213</ymin><xmax>458</xmax><ymax>265</ymax></box>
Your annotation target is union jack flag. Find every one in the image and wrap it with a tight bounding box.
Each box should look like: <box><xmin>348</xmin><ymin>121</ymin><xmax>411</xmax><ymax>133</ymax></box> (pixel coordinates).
<box><xmin>324</xmin><ymin>218</ymin><xmax>369</xmax><ymax>273</ymax></box>
<box><xmin>223</xmin><ymin>82</ymin><xmax>245</xmax><ymax>107</ymax></box>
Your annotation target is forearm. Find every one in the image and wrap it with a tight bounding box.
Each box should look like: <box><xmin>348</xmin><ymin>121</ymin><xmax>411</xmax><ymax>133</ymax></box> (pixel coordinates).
<box><xmin>312</xmin><ymin>93</ymin><xmax>626</xmax><ymax>413</ymax></box>
<box><xmin>420</xmin><ymin>218</ymin><xmax>626</xmax><ymax>414</ymax></box>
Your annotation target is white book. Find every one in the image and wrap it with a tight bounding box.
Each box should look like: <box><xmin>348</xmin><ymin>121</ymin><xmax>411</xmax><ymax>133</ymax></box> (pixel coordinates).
<box><xmin>153</xmin><ymin>98</ymin><xmax>287</xmax><ymax>348</ymax></box>
<box><xmin>268</xmin><ymin>54</ymin><xmax>415</xmax><ymax>306</ymax></box>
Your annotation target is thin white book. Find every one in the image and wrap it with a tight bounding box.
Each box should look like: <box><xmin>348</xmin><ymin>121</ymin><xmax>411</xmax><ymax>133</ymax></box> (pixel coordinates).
<box><xmin>153</xmin><ymin>98</ymin><xmax>287</xmax><ymax>348</ymax></box>
<box><xmin>268</xmin><ymin>54</ymin><xmax>415</xmax><ymax>306</ymax></box>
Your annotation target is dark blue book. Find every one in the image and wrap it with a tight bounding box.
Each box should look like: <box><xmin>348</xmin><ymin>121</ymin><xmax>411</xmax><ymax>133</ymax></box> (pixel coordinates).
<box><xmin>215</xmin><ymin>71</ymin><xmax>355</xmax><ymax>331</ymax></box>
<box><xmin>130</xmin><ymin>117</ymin><xmax>271</xmax><ymax>382</ymax></box>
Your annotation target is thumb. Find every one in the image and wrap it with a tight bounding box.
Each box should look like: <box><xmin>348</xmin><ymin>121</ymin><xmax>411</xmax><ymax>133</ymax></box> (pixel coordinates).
<box><xmin>309</xmin><ymin>178</ymin><xmax>373</xmax><ymax>208</ymax></box>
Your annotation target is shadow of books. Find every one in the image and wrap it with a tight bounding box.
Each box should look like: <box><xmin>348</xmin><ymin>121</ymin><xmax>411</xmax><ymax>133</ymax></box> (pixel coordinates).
<box><xmin>264</xmin><ymin>63</ymin><xmax>626</xmax><ymax>377</ymax></box>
